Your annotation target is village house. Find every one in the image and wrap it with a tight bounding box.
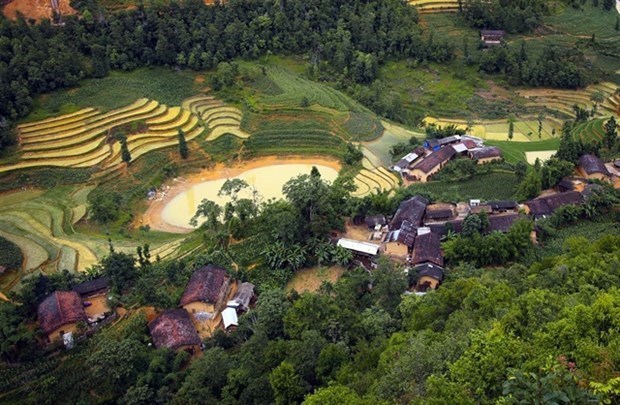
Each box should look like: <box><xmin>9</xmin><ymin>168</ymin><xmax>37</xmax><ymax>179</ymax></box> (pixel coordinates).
<box><xmin>412</xmin><ymin>232</ymin><xmax>444</xmax><ymax>268</ymax></box>
<box><xmin>480</xmin><ymin>29</ymin><xmax>505</xmax><ymax>47</ymax></box>
<box><xmin>487</xmin><ymin>213</ymin><xmax>522</xmax><ymax>233</ymax></box>
<box><xmin>487</xmin><ymin>200</ymin><xmax>519</xmax><ymax>213</ymax></box>
<box><xmin>38</xmin><ymin>291</ymin><xmax>87</xmax><ymax>343</ymax></box>
<box><xmin>148</xmin><ymin>309</ymin><xmax>201</xmax><ymax>353</ymax></box>
<box><xmin>577</xmin><ymin>154</ymin><xmax>611</xmax><ymax>181</ymax></box>
<box><xmin>424</xmin><ymin>203</ymin><xmax>455</xmax><ymax>223</ymax></box>
<box><xmin>410</xmin><ymin>146</ymin><xmax>457</xmax><ymax>182</ymax></box>
<box><xmin>390</xmin><ymin>195</ymin><xmax>429</xmax><ymax>229</ymax></box>
<box><xmin>180</xmin><ymin>265</ymin><xmax>231</xmax><ymax>317</ymax></box>
<box><xmin>423</xmin><ymin>135</ymin><xmax>462</xmax><ymax>152</ymax></box>
<box><xmin>384</xmin><ymin>220</ymin><xmax>417</xmax><ymax>256</ymax></box>
<box><xmin>227</xmin><ymin>282</ymin><xmax>256</xmax><ymax>313</ymax></box>
<box><xmin>391</xmin><ymin>147</ymin><xmax>426</xmax><ymax>176</ymax></box>
<box><xmin>413</xmin><ymin>262</ymin><xmax>445</xmax><ymax>292</ymax></box>
<box><xmin>469</xmin><ymin>147</ymin><xmax>502</xmax><ymax>164</ymax></box>
<box><xmin>221</xmin><ymin>307</ymin><xmax>239</xmax><ymax>331</ymax></box>
<box><xmin>524</xmin><ymin>191</ymin><xmax>583</xmax><ymax>219</ymax></box>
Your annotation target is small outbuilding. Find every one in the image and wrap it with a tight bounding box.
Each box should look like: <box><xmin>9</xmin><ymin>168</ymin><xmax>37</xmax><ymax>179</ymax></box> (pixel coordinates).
<box><xmin>228</xmin><ymin>282</ymin><xmax>256</xmax><ymax>313</ymax></box>
<box><xmin>38</xmin><ymin>291</ymin><xmax>87</xmax><ymax>343</ymax></box>
<box><xmin>524</xmin><ymin>191</ymin><xmax>583</xmax><ymax>219</ymax></box>
<box><xmin>148</xmin><ymin>309</ymin><xmax>201</xmax><ymax>353</ymax></box>
<box><xmin>221</xmin><ymin>307</ymin><xmax>239</xmax><ymax>330</ymax></box>
<box><xmin>412</xmin><ymin>232</ymin><xmax>444</xmax><ymax>267</ymax></box>
<box><xmin>337</xmin><ymin>238</ymin><xmax>380</xmax><ymax>258</ymax></box>
<box><xmin>469</xmin><ymin>147</ymin><xmax>502</xmax><ymax>163</ymax></box>
<box><xmin>480</xmin><ymin>30</ymin><xmax>505</xmax><ymax>47</ymax></box>
<box><xmin>72</xmin><ymin>277</ymin><xmax>109</xmax><ymax>297</ymax></box>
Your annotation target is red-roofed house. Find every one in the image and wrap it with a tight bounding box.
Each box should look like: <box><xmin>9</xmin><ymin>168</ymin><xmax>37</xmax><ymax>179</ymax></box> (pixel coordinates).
<box><xmin>180</xmin><ymin>265</ymin><xmax>231</xmax><ymax>316</ymax></box>
<box><xmin>410</xmin><ymin>146</ymin><xmax>457</xmax><ymax>182</ymax></box>
<box><xmin>37</xmin><ymin>291</ymin><xmax>87</xmax><ymax>342</ymax></box>
<box><xmin>148</xmin><ymin>309</ymin><xmax>201</xmax><ymax>352</ymax></box>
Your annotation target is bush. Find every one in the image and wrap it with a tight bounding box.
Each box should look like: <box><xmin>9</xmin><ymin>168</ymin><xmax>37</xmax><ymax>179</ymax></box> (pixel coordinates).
<box><xmin>0</xmin><ymin>236</ymin><xmax>23</xmax><ymax>270</ymax></box>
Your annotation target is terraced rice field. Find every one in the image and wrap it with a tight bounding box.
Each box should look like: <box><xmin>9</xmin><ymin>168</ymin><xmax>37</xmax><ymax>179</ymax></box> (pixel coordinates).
<box><xmin>0</xmin><ymin>185</ymin><xmax>185</xmax><ymax>294</ymax></box>
<box><xmin>183</xmin><ymin>94</ymin><xmax>250</xmax><ymax>141</ymax></box>
<box><xmin>408</xmin><ymin>0</ymin><xmax>461</xmax><ymax>13</ymax></box>
<box><xmin>424</xmin><ymin>116</ymin><xmax>559</xmax><ymax>141</ymax></box>
<box><xmin>517</xmin><ymin>82</ymin><xmax>620</xmax><ymax>119</ymax></box>
<box><xmin>571</xmin><ymin>118</ymin><xmax>608</xmax><ymax>144</ymax></box>
<box><xmin>0</xmin><ymin>96</ymin><xmax>230</xmax><ymax>174</ymax></box>
<box><xmin>525</xmin><ymin>150</ymin><xmax>557</xmax><ymax>165</ymax></box>
<box><xmin>352</xmin><ymin>157</ymin><xmax>400</xmax><ymax>197</ymax></box>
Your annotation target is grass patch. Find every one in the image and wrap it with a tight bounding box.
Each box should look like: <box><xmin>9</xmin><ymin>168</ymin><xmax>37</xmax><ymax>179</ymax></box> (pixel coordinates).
<box><xmin>0</xmin><ymin>235</ymin><xmax>23</xmax><ymax>271</ymax></box>
<box><xmin>407</xmin><ymin>171</ymin><xmax>518</xmax><ymax>201</ymax></box>
<box><xmin>539</xmin><ymin>216</ymin><xmax>620</xmax><ymax>258</ymax></box>
<box><xmin>24</xmin><ymin>68</ymin><xmax>201</xmax><ymax>123</ymax></box>
<box><xmin>485</xmin><ymin>138</ymin><xmax>561</xmax><ymax>163</ymax></box>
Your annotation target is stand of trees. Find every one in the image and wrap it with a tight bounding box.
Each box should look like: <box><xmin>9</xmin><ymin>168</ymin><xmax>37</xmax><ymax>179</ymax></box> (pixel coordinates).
<box><xmin>0</xmin><ymin>0</ymin><xmax>455</xmax><ymax>151</ymax></box>
<box><xmin>461</xmin><ymin>0</ymin><xmax>548</xmax><ymax>33</ymax></box>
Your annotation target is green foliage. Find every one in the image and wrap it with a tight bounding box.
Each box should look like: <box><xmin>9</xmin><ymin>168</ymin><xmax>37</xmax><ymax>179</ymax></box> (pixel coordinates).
<box><xmin>87</xmin><ymin>191</ymin><xmax>122</xmax><ymax>224</ymax></box>
<box><xmin>270</xmin><ymin>361</ymin><xmax>307</xmax><ymax>405</ymax></box>
<box><xmin>462</xmin><ymin>0</ymin><xmax>548</xmax><ymax>33</ymax></box>
<box><xmin>121</xmin><ymin>139</ymin><xmax>132</xmax><ymax>164</ymax></box>
<box><xmin>0</xmin><ymin>236</ymin><xmax>23</xmax><ymax>271</ymax></box>
<box><xmin>343</xmin><ymin>143</ymin><xmax>364</xmax><ymax>166</ymax></box>
<box><xmin>178</xmin><ymin>129</ymin><xmax>189</xmax><ymax>159</ymax></box>
<box><xmin>101</xmin><ymin>251</ymin><xmax>137</xmax><ymax>292</ymax></box>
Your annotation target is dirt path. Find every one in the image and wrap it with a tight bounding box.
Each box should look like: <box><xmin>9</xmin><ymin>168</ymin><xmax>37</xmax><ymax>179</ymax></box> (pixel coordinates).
<box><xmin>138</xmin><ymin>156</ymin><xmax>342</xmax><ymax>234</ymax></box>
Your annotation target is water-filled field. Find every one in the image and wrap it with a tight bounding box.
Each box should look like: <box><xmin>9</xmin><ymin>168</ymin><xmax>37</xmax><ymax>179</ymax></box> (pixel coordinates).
<box><xmin>161</xmin><ymin>163</ymin><xmax>339</xmax><ymax>228</ymax></box>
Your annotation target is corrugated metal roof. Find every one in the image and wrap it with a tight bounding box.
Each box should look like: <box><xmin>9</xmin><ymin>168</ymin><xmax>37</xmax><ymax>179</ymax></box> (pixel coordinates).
<box><xmin>337</xmin><ymin>238</ymin><xmax>380</xmax><ymax>255</ymax></box>
<box><xmin>222</xmin><ymin>307</ymin><xmax>238</xmax><ymax>329</ymax></box>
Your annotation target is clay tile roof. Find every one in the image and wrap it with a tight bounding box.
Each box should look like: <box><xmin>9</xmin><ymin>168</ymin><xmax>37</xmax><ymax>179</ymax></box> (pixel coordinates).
<box><xmin>390</xmin><ymin>195</ymin><xmax>429</xmax><ymax>229</ymax></box>
<box><xmin>470</xmin><ymin>147</ymin><xmax>502</xmax><ymax>160</ymax></box>
<box><xmin>578</xmin><ymin>154</ymin><xmax>610</xmax><ymax>176</ymax></box>
<box><xmin>414</xmin><ymin>263</ymin><xmax>444</xmax><ymax>282</ymax></box>
<box><xmin>396</xmin><ymin>220</ymin><xmax>417</xmax><ymax>247</ymax></box>
<box><xmin>488</xmin><ymin>200</ymin><xmax>518</xmax><ymax>210</ymax></box>
<box><xmin>413</xmin><ymin>146</ymin><xmax>457</xmax><ymax>174</ymax></box>
<box><xmin>426</xmin><ymin>207</ymin><xmax>453</xmax><ymax>220</ymax></box>
<box><xmin>37</xmin><ymin>291</ymin><xmax>87</xmax><ymax>335</ymax></box>
<box><xmin>487</xmin><ymin>213</ymin><xmax>521</xmax><ymax>233</ymax></box>
<box><xmin>148</xmin><ymin>309</ymin><xmax>201</xmax><ymax>350</ymax></box>
<box><xmin>180</xmin><ymin>265</ymin><xmax>229</xmax><ymax>307</ymax></box>
<box><xmin>463</xmin><ymin>139</ymin><xmax>478</xmax><ymax>149</ymax></box>
<box><xmin>412</xmin><ymin>232</ymin><xmax>444</xmax><ymax>267</ymax></box>
<box><xmin>72</xmin><ymin>277</ymin><xmax>109</xmax><ymax>296</ymax></box>
<box><xmin>525</xmin><ymin>191</ymin><xmax>583</xmax><ymax>217</ymax></box>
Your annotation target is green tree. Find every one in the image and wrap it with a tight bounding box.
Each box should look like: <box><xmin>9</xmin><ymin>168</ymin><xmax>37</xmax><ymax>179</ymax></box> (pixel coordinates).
<box><xmin>121</xmin><ymin>139</ymin><xmax>131</xmax><ymax>164</ymax></box>
<box><xmin>270</xmin><ymin>361</ymin><xmax>306</xmax><ymax>405</ymax></box>
<box><xmin>178</xmin><ymin>128</ymin><xmax>188</xmax><ymax>159</ymax></box>
<box><xmin>508</xmin><ymin>120</ymin><xmax>514</xmax><ymax>141</ymax></box>
<box><xmin>101</xmin><ymin>251</ymin><xmax>137</xmax><ymax>292</ymax></box>
<box><xmin>604</xmin><ymin>116</ymin><xmax>617</xmax><ymax>149</ymax></box>
<box><xmin>0</xmin><ymin>302</ymin><xmax>36</xmax><ymax>363</ymax></box>
<box><xmin>190</xmin><ymin>199</ymin><xmax>222</xmax><ymax>228</ymax></box>
<box><xmin>303</xmin><ymin>385</ymin><xmax>375</xmax><ymax>405</ymax></box>
<box><xmin>88</xmin><ymin>191</ymin><xmax>122</xmax><ymax>224</ymax></box>
<box><xmin>175</xmin><ymin>348</ymin><xmax>230</xmax><ymax>402</ymax></box>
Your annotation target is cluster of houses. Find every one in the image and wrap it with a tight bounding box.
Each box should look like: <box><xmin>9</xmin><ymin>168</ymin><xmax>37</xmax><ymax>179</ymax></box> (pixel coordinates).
<box><xmin>391</xmin><ymin>134</ymin><xmax>502</xmax><ymax>182</ymax></box>
<box><xmin>340</xmin><ymin>153</ymin><xmax>616</xmax><ymax>294</ymax></box>
<box><xmin>37</xmin><ymin>265</ymin><xmax>256</xmax><ymax>354</ymax></box>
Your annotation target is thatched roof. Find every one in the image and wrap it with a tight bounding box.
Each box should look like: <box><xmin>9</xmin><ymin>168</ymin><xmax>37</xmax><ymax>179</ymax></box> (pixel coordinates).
<box><xmin>38</xmin><ymin>291</ymin><xmax>87</xmax><ymax>335</ymax></box>
<box><xmin>148</xmin><ymin>309</ymin><xmax>201</xmax><ymax>350</ymax></box>
<box><xmin>180</xmin><ymin>265</ymin><xmax>229</xmax><ymax>307</ymax></box>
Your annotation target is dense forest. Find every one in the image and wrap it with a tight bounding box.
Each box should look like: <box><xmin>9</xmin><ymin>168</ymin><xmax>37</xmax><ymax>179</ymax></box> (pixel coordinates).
<box><xmin>1</xmin><ymin>0</ymin><xmax>611</xmax><ymax>149</ymax></box>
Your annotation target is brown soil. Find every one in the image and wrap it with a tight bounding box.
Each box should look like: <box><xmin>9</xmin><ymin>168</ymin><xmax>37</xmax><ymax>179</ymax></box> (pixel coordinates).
<box><xmin>137</xmin><ymin>155</ymin><xmax>342</xmax><ymax>234</ymax></box>
<box><xmin>194</xmin><ymin>75</ymin><xmax>205</xmax><ymax>84</ymax></box>
<box><xmin>83</xmin><ymin>294</ymin><xmax>110</xmax><ymax>318</ymax></box>
<box><xmin>0</xmin><ymin>292</ymin><xmax>8</xmax><ymax>301</ymax></box>
<box><xmin>3</xmin><ymin>0</ymin><xmax>76</xmax><ymax>20</ymax></box>
<box><xmin>286</xmin><ymin>266</ymin><xmax>346</xmax><ymax>294</ymax></box>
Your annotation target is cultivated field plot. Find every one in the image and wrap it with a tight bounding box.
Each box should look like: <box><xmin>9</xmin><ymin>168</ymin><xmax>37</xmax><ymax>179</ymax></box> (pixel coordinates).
<box><xmin>518</xmin><ymin>82</ymin><xmax>620</xmax><ymax>119</ymax></box>
<box><xmin>352</xmin><ymin>157</ymin><xmax>400</xmax><ymax>197</ymax></box>
<box><xmin>424</xmin><ymin>116</ymin><xmax>559</xmax><ymax>141</ymax></box>
<box><xmin>485</xmin><ymin>138</ymin><xmax>561</xmax><ymax>164</ymax></box>
<box><xmin>0</xmin><ymin>96</ymin><xmax>236</xmax><ymax>173</ymax></box>
<box><xmin>571</xmin><ymin>118</ymin><xmax>610</xmax><ymax>144</ymax></box>
<box><xmin>363</xmin><ymin>120</ymin><xmax>424</xmax><ymax>167</ymax></box>
<box><xmin>0</xmin><ymin>185</ymin><xmax>184</xmax><ymax>295</ymax></box>
<box><xmin>408</xmin><ymin>0</ymin><xmax>461</xmax><ymax>13</ymax></box>
<box><xmin>525</xmin><ymin>150</ymin><xmax>557</xmax><ymax>165</ymax></box>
